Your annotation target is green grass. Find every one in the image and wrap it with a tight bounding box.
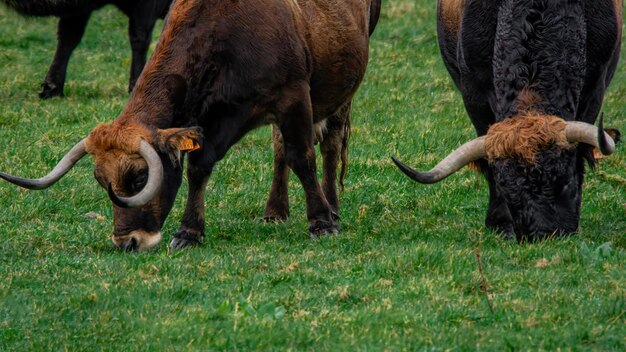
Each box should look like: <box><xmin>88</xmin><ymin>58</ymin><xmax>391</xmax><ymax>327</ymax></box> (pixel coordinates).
<box><xmin>0</xmin><ymin>1</ymin><xmax>625</xmax><ymax>350</ymax></box>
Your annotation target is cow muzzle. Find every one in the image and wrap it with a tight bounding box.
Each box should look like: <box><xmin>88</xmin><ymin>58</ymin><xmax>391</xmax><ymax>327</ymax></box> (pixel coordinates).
<box><xmin>111</xmin><ymin>230</ymin><xmax>162</xmax><ymax>251</ymax></box>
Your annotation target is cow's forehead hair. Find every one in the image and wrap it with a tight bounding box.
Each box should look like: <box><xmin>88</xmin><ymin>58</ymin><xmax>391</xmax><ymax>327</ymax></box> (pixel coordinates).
<box><xmin>85</xmin><ymin>122</ymin><xmax>155</xmax><ymax>156</ymax></box>
<box><xmin>93</xmin><ymin>149</ymin><xmax>144</xmax><ymax>185</ymax></box>
<box><xmin>485</xmin><ymin>114</ymin><xmax>572</xmax><ymax>164</ymax></box>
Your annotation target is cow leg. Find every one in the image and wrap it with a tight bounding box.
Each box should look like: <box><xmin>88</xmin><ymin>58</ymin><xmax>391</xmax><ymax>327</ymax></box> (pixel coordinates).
<box><xmin>319</xmin><ymin>102</ymin><xmax>351</xmax><ymax>217</ymax></box>
<box><xmin>475</xmin><ymin>159</ymin><xmax>514</xmax><ymax>238</ymax></box>
<box><xmin>464</xmin><ymin>102</ymin><xmax>514</xmax><ymax>238</ymax></box>
<box><xmin>39</xmin><ymin>13</ymin><xmax>90</xmax><ymax>99</ymax></box>
<box><xmin>170</xmin><ymin>150</ymin><xmax>215</xmax><ymax>249</ymax></box>
<box><xmin>277</xmin><ymin>85</ymin><xmax>338</xmax><ymax>238</ymax></box>
<box><xmin>127</xmin><ymin>10</ymin><xmax>157</xmax><ymax>92</ymax></box>
<box><xmin>263</xmin><ymin>126</ymin><xmax>290</xmax><ymax>221</ymax></box>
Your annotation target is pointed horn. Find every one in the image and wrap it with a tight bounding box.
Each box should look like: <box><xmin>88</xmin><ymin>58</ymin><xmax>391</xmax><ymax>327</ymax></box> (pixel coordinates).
<box><xmin>392</xmin><ymin>136</ymin><xmax>487</xmax><ymax>184</ymax></box>
<box><xmin>565</xmin><ymin>114</ymin><xmax>615</xmax><ymax>155</ymax></box>
<box><xmin>0</xmin><ymin>138</ymin><xmax>87</xmax><ymax>190</ymax></box>
<box><xmin>107</xmin><ymin>140</ymin><xmax>163</xmax><ymax>208</ymax></box>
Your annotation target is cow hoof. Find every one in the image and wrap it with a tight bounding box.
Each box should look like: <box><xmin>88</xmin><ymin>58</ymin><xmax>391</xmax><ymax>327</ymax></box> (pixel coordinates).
<box><xmin>261</xmin><ymin>216</ymin><xmax>287</xmax><ymax>223</ymax></box>
<box><xmin>499</xmin><ymin>231</ymin><xmax>516</xmax><ymax>241</ymax></box>
<box><xmin>262</xmin><ymin>208</ymin><xmax>289</xmax><ymax>222</ymax></box>
<box><xmin>38</xmin><ymin>82</ymin><xmax>63</xmax><ymax>99</ymax></box>
<box><xmin>309</xmin><ymin>220</ymin><xmax>339</xmax><ymax>239</ymax></box>
<box><xmin>170</xmin><ymin>230</ymin><xmax>203</xmax><ymax>250</ymax></box>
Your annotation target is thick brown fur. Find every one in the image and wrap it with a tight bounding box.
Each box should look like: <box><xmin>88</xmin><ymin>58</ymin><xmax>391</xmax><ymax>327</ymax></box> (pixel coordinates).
<box><xmin>85</xmin><ymin>122</ymin><xmax>152</xmax><ymax>155</ymax></box>
<box><xmin>515</xmin><ymin>87</ymin><xmax>542</xmax><ymax>114</ymax></box>
<box><xmin>485</xmin><ymin>113</ymin><xmax>572</xmax><ymax>164</ymax></box>
<box><xmin>438</xmin><ymin>0</ymin><xmax>465</xmax><ymax>34</ymax></box>
<box><xmin>81</xmin><ymin>0</ymin><xmax>380</xmax><ymax>248</ymax></box>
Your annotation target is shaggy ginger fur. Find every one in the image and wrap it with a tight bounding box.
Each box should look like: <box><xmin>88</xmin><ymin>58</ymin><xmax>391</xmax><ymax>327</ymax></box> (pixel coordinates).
<box><xmin>439</xmin><ymin>0</ymin><xmax>465</xmax><ymax>33</ymax></box>
<box><xmin>485</xmin><ymin>114</ymin><xmax>573</xmax><ymax>164</ymax></box>
<box><xmin>85</xmin><ymin>122</ymin><xmax>154</xmax><ymax>155</ymax></box>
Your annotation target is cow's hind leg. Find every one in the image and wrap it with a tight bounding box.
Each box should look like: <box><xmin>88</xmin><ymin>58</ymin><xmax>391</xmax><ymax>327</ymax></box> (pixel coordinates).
<box><xmin>39</xmin><ymin>13</ymin><xmax>91</xmax><ymax>99</ymax></box>
<box><xmin>263</xmin><ymin>125</ymin><xmax>290</xmax><ymax>222</ymax></box>
<box><xmin>319</xmin><ymin>102</ymin><xmax>351</xmax><ymax>218</ymax></box>
<box><xmin>277</xmin><ymin>84</ymin><xmax>338</xmax><ymax>238</ymax></box>
<box><xmin>170</xmin><ymin>149</ymin><xmax>215</xmax><ymax>249</ymax></box>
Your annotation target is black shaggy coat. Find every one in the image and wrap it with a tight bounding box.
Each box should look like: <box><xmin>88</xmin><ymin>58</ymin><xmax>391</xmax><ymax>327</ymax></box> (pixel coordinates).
<box><xmin>1</xmin><ymin>0</ymin><xmax>172</xmax><ymax>98</ymax></box>
<box><xmin>437</xmin><ymin>0</ymin><xmax>622</xmax><ymax>239</ymax></box>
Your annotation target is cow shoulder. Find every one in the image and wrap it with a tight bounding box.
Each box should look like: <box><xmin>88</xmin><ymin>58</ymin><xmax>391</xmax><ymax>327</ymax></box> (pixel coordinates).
<box><xmin>584</xmin><ymin>0</ymin><xmax>622</xmax><ymax>65</ymax></box>
<box><xmin>456</xmin><ymin>1</ymin><xmax>501</xmax><ymax>88</ymax></box>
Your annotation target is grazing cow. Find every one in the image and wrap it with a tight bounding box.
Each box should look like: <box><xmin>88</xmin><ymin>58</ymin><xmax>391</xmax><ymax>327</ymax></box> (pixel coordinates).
<box><xmin>393</xmin><ymin>0</ymin><xmax>621</xmax><ymax>241</ymax></box>
<box><xmin>1</xmin><ymin>0</ymin><xmax>172</xmax><ymax>98</ymax></box>
<box><xmin>0</xmin><ymin>0</ymin><xmax>382</xmax><ymax>251</ymax></box>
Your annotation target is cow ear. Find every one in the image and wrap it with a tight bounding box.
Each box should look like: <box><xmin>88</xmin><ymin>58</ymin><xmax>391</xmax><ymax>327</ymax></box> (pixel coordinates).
<box><xmin>157</xmin><ymin>127</ymin><xmax>203</xmax><ymax>159</ymax></box>
<box><xmin>593</xmin><ymin>128</ymin><xmax>621</xmax><ymax>160</ymax></box>
<box><xmin>605</xmin><ymin>128</ymin><xmax>621</xmax><ymax>144</ymax></box>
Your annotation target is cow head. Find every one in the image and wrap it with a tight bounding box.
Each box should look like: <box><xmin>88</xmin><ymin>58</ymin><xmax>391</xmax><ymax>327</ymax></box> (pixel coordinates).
<box><xmin>392</xmin><ymin>114</ymin><xmax>617</xmax><ymax>240</ymax></box>
<box><xmin>0</xmin><ymin>122</ymin><xmax>202</xmax><ymax>251</ymax></box>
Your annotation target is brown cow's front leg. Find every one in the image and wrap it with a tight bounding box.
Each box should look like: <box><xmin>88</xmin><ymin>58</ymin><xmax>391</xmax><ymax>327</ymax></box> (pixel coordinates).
<box><xmin>277</xmin><ymin>85</ymin><xmax>338</xmax><ymax>238</ymax></box>
<box><xmin>263</xmin><ymin>126</ymin><xmax>290</xmax><ymax>222</ymax></box>
<box><xmin>170</xmin><ymin>150</ymin><xmax>214</xmax><ymax>249</ymax></box>
<box><xmin>39</xmin><ymin>13</ymin><xmax>91</xmax><ymax>99</ymax></box>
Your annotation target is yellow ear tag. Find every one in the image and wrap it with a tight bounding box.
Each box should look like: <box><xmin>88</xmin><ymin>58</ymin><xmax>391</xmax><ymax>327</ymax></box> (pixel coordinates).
<box><xmin>179</xmin><ymin>138</ymin><xmax>200</xmax><ymax>152</ymax></box>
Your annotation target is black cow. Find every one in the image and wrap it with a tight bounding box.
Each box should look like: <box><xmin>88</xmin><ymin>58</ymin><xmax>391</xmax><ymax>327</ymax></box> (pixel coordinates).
<box><xmin>1</xmin><ymin>0</ymin><xmax>172</xmax><ymax>98</ymax></box>
<box><xmin>0</xmin><ymin>0</ymin><xmax>382</xmax><ymax>251</ymax></box>
<box><xmin>393</xmin><ymin>0</ymin><xmax>621</xmax><ymax>241</ymax></box>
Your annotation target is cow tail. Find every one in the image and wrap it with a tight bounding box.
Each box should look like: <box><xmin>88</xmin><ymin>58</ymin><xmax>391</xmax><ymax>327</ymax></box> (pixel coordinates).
<box><xmin>368</xmin><ymin>0</ymin><xmax>382</xmax><ymax>36</ymax></box>
<box><xmin>339</xmin><ymin>114</ymin><xmax>350</xmax><ymax>192</ymax></box>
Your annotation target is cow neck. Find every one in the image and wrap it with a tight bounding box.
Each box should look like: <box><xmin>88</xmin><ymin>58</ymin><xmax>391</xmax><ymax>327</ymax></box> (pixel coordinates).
<box><xmin>116</xmin><ymin>1</ymin><xmax>215</xmax><ymax>130</ymax></box>
<box><xmin>120</xmin><ymin>76</ymin><xmax>178</xmax><ymax>130</ymax></box>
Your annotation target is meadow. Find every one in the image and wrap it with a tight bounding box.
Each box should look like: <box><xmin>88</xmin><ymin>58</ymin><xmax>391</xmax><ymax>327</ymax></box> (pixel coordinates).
<box><xmin>0</xmin><ymin>1</ymin><xmax>624</xmax><ymax>350</ymax></box>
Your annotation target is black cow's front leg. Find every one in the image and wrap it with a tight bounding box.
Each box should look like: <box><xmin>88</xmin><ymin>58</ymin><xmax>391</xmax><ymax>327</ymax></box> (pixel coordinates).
<box><xmin>127</xmin><ymin>12</ymin><xmax>157</xmax><ymax>92</ymax></box>
<box><xmin>170</xmin><ymin>149</ymin><xmax>215</xmax><ymax>249</ymax></box>
<box><xmin>461</xmin><ymin>102</ymin><xmax>514</xmax><ymax>237</ymax></box>
<box><xmin>277</xmin><ymin>85</ymin><xmax>338</xmax><ymax>238</ymax></box>
<box><xmin>263</xmin><ymin>126</ymin><xmax>290</xmax><ymax>221</ymax></box>
<box><xmin>476</xmin><ymin>159</ymin><xmax>514</xmax><ymax>239</ymax></box>
<box><xmin>39</xmin><ymin>13</ymin><xmax>90</xmax><ymax>99</ymax></box>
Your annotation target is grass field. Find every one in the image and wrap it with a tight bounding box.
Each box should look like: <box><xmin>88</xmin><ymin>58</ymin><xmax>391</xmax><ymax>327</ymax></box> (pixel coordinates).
<box><xmin>0</xmin><ymin>1</ymin><xmax>624</xmax><ymax>350</ymax></box>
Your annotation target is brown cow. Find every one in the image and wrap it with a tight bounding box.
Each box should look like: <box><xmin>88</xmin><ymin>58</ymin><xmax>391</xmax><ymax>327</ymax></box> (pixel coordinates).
<box><xmin>0</xmin><ymin>0</ymin><xmax>382</xmax><ymax>251</ymax></box>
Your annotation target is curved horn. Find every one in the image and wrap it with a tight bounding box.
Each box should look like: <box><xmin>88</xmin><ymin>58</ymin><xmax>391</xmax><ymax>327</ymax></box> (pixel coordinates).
<box><xmin>107</xmin><ymin>140</ymin><xmax>163</xmax><ymax>208</ymax></box>
<box><xmin>565</xmin><ymin>114</ymin><xmax>615</xmax><ymax>155</ymax></box>
<box><xmin>0</xmin><ymin>139</ymin><xmax>87</xmax><ymax>190</ymax></box>
<box><xmin>392</xmin><ymin>136</ymin><xmax>486</xmax><ymax>184</ymax></box>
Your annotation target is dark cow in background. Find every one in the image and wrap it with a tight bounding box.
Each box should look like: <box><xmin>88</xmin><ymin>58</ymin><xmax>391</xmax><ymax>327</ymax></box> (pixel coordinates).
<box><xmin>1</xmin><ymin>0</ymin><xmax>172</xmax><ymax>98</ymax></box>
<box><xmin>0</xmin><ymin>0</ymin><xmax>382</xmax><ymax>251</ymax></box>
<box><xmin>393</xmin><ymin>0</ymin><xmax>621</xmax><ymax>241</ymax></box>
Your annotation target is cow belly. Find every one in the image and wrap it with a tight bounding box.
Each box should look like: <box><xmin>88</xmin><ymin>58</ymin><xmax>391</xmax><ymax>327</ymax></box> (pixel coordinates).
<box><xmin>310</xmin><ymin>60</ymin><xmax>366</xmax><ymax>120</ymax></box>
